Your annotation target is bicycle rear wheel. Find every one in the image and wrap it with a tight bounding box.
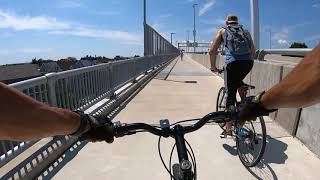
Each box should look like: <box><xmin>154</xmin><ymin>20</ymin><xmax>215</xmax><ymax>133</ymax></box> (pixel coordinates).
<box><xmin>216</xmin><ymin>87</ymin><xmax>226</xmax><ymax>130</ymax></box>
<box><xmin>236</xmin><ymin>116</ymin><xmax>266</xmax><ymax>167</ymax></box>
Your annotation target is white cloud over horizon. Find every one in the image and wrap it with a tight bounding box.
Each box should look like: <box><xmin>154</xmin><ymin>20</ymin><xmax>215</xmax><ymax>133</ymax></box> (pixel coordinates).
<box><xmin>304</xmin><ymin>34</ymin><xmax>320</xmax><ymax>42</ymax></box>
<box><xmin>0</xmin><ymin>48</ymin><xmax>53</xmax><ymax>55</ymax></box>
<box><xmin>0</xmin><ymin>10</ymin><xmax>71</xmax><ymax>31</ymax></box>
<box><xmin>0</xmin><ymin>9</ymin><xmax>143</xmax><ymax>45</ymax></box>
<box><xmin>49</xmin><ymin>28</ymin><xmax>143</xmax><ymax>45</ymax></box>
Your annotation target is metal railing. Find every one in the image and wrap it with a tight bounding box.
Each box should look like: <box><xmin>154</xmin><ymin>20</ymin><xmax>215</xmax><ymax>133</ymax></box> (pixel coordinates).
<box><xmin>256</xmin><ymin>48</ymin><xmax>312</xmax><ymax>60</ymax></box>
<box><xmin>0</xmin><ymin>54</ymin><xmax>177</xmax><ymax>170</ymax></box>
<box><xmin>144</xmin><ymin>24</ymin><xmax>179</xmax><ymax>56</ymax></box>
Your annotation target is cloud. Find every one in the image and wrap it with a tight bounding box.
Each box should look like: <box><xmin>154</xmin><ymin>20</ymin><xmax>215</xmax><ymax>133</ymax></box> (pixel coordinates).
<box><xmin>18</xmin><ymin>48</ymin><xmax>53</xmax><ymax>53</ymax></box>
<box><xmin>201</xmin><ymin>18</ymin><xmax>225</xmax><ymax>25</ymax></box>
<box><xmin>271</xmin><ymin>22</ymin><xmax>312</xmax><ymax>47</ymax></box>
<box><xmin>49</xmin><ymin>28</ymin><xmax>143</xmax><ymax>45</ymax></box>
<box><xmin>206</xmin><ymin>27</ymin><xmax>219</xmax><ymax>34</ymax></box>
<box><xmin>312</xmin><ymin>0</ymin><xmax>320</xmax><ymax>8</ymax></box>
<box><xmin>312</xmin><ymin>3</ymin><xmax>320</xmax><ymax>8</ymax></box>
<box><xmin>272</xmin><ymin>28</ymin><xmax>289</xmax><ymax>41</ymax></box>
<box><xmin>91</xmin><ymin>10</ymin><xmax>122</xmax><ymax>16</ymax></box>
<box><xmin>0</xmin><ymin>50</ymin><xmax>9</xmax><ymax>55</ymax></box>
<box><xmin>0</xmin><ymin>32</ymin><xmax>14</xmax><ymax>38</ymax></box>
<box><xmin>199</xmin><ymin>0</ymin><xmax>216</xmax><ymax>16</ymax></box>
<box><xmin>151</xmin><ymin>23</ymin><xmax>160</xmax><ymax>30</ymax></box>
<box><xmin>277</xmin><ymin>39</ymin><xmax>288</xmax><ymax>45</ymax></box>
<box><xmin>0</xmin><ymin>10</ymin><xmax>70</xmax><ymax>31</ymax></box>
<box><xmin>0</xmin><ymin>9</ymin><xmax>142</xmax><ymax>45</ymax></box>
<box><xmin>59</xmin><ymin>0</ymin><xmax>83</xmax><ymax>8</ymax></box>
<box><xmin>0</xmin><ymin>48</ymin><xmax>53</xmax><ymax>55</ymax></box>
<box><xmin>159</xmin><ymin>14</ymin><xmax>173</xmax><ymax>19</ymax></box>
<box><xmin>304</xmin><ymin>34</ymin><xmax>320</xmax><ymax>42</ymax></box>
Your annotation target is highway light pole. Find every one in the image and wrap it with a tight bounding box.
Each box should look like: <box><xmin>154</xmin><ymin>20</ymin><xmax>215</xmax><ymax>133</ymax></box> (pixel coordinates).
<box><xmin>250</xmin><ymin>0</ymin><xmax>260</xmax><ymax>49</ymax></box>
<box><xmin>170</xmin><ymin>33</ymin><xmax>176</xmax><ymax>44</ymax></box>
<box><xmin>267</xmin><ymin>28</ymin><xmax>272</xmax><ymax>49</ymax></box>
<box><xmin>187</xmin><ymin>30</ymin><xmax>190</xmax><ymax>52</ymax></box>
<box><xmin>193</xmin><ymin>3</ymin><xmax>198</xmax><ymax>53</ymax></box>
<box><xmin>143</xmin><ymin>0</ymin><xmax>147</xmax><ymax>56</ymax></box>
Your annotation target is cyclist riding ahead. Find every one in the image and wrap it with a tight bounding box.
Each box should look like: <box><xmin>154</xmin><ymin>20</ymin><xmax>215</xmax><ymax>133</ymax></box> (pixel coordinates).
<box><xmin>209</xmin><ymin>14</ymin><xmax>256</xmax><ymax>137</ymax></box>
<box><xmin>180</xmin><ymin>50</ymin><xmax>184</xmax><ymax>60</ymax></box>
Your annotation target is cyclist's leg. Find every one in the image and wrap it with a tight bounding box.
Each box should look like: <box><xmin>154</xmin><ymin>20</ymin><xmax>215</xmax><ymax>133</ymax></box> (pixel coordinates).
<box><xmin>238</xmin><ymin>81</ymin><xmax>247</xmax><ymax>100</ymax></box>
<box><xmin>236</xmin><ymin>61</ymin><xmax>253</xmax><ymax>100</ymax></box>
<box><xmin>225</xmin><ymin>63</ymin><xmax>239</xmax><ymax>135</ymax></box>
<box><xmin>235</xmin><ymin>60</ymin><xmax>254</xmax><ymax>124</ymax></box>
<box><xmin>225</xmin><ymin>60</ymin><xmax>253</xmax><ymax>129</ymax></box>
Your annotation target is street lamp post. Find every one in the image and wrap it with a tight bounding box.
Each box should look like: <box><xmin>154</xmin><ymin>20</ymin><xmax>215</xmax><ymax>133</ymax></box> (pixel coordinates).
<box><xmin>250</xmin><ymin>0</ymin><xmax>260</xmax><ymax>49</ymax></box>
<box><xmin>170</xmin><ymin>32</ymin><xmax>176</xmax><ymax>44</ymax></box>
<box><xmin>193</xmin><ymin>4</ymin><xmax>198</xmax><ymax>53</ymax></box>
<box><xmin>267</xmin><ymin>28</ymin><xmax>272</xmax><ymax>49</ymax></box>
<box><xmin>144</xmin><ymin>0</ymin><xmax>147</xmax><ymax>56</ymax></box>
<box><xmin>187</xmin><ymin>30</ymin><xmax>190</xmax><ymax>52</ymax></box>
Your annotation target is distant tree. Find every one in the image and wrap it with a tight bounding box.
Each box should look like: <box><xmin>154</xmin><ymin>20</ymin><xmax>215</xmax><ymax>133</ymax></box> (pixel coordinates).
<box><xmin>289</xmin><ymin>42</ymin><xmax>308</xmax><ymax>48</ymax></box>
<box><xmin>66</xmin><ymin>57</ymin><xmax>77</xmax><ymax>61</ymax></box>
<box><xmin>31</xmin><ymin>58</ymin><xmax>37</xmax><ymax>64</ymax></box>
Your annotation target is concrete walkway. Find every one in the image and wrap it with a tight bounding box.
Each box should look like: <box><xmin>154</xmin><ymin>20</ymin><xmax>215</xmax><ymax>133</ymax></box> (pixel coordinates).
<box><xmin>52</xmin><ymin>56</ymin><xmax>320</xmax><ymax>180</ymax></box>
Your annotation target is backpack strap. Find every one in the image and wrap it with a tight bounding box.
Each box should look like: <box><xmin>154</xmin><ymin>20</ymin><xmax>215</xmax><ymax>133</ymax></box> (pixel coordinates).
<box><xmin>221</xmin><ymin>26</ymin><xmax>229</xmax><ymax>48</ymax></box>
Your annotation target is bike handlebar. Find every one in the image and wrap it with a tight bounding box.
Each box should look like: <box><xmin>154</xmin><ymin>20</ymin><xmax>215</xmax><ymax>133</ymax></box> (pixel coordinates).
<box><xmin>112</xmin><ymin>111</ymin><xmax>230</xmax><ymax>138</ymax></box>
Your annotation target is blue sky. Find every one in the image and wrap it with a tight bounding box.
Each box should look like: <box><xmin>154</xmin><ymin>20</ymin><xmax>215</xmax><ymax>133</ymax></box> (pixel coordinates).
<box><xmin>0</xmin><ymin>0</ymin><xmax>319</xmax><ymax>64</ymax></box>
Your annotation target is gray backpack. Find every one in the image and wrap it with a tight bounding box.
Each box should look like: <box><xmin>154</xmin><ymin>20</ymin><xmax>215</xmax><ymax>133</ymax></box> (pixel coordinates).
<box><xmin>223</xmin><ymin>25</ymin><xmax>252</xmax><ymax>56</ymax></box>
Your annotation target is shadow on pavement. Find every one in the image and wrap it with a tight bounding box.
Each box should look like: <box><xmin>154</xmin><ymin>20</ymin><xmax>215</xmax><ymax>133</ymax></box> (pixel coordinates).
<box><xmin>223</xmin><ymin>135</ymin><xmax>288</xmax><ymax>180</ymax></box>
<box><xmin>154</xmin><ymin>78</ymin><xmax>198</xmax><ymax>84</ymax></box>
<box><xmin>38</xmin><ymin>141</ymin><xmax>88</xmax><ymax>180</ymax></box>
<box><xmin>222</xmin><ymin>143</ymin><xmax>237</xmax><ymax>156</ymax></box>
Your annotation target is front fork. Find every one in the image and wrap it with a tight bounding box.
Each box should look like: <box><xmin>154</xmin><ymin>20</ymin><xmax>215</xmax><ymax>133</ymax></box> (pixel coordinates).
<box><xmin>173</xmin><ymin>125</ymin><xmax>194</xmax><ymax>180</ymax></box>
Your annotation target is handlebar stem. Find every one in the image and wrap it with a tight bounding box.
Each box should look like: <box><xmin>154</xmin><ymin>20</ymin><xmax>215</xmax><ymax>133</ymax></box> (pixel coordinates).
<box><xmin>173</xmin><ymin>125</ymin><xmax>189</xmax><ymax>163</ymax></box>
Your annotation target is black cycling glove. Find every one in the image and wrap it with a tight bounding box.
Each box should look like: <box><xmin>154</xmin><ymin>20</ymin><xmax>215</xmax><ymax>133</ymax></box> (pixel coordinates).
<box><xmin>237</xmin><ymin>92</ymin><xmax>277</xmax><ymax>122</ymax></box>
<box><xmin>71</xmin><ymin>111</ymin><xmax>114</xmax><ymax>143</ymax></box>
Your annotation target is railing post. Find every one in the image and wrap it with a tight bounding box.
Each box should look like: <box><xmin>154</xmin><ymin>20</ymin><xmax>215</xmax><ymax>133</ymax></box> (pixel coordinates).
<box><xmin>45</xmin><ymin>73</ymin><xmax>58</xmax><ymax>107</ymax></box>
<box><xmin>108</xmin><ymin>63</ymin><xmax>116</xmax><ymax>98</ymax></box>
<box><xmin>257</xmin><ymin>50</ymin><xmax>267</xmax><ymax>61</ymax></box>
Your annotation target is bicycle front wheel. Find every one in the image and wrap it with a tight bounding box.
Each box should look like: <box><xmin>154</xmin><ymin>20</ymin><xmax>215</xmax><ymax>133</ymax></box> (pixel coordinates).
<box><xmin>216</xmin><ymin>87</ymin><xmax>226</xmax><ymax>130</ymax></box>
<box><xmin>236</xmin><ymin>116</ymin><xmax>266</xmax><ymax>167</ymax></box>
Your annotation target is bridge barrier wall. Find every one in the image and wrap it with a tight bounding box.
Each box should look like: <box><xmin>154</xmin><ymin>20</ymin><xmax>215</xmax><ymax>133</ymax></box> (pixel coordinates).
<box><xmin>186</xmin><ymin>53</ymin><xmax>320</xmax><ymax>158</ymax></box>
<box><xmin>296</xmin><ymin>104</ymin><xmax>320</xmax><ymax>157</ymax></box>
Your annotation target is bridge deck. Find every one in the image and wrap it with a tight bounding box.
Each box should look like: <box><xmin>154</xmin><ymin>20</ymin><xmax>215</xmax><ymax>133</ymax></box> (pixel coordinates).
<box><xmin>52</xmin><ymin>56</ymin><xmax>320</xmax><ymax>180</ymax></box>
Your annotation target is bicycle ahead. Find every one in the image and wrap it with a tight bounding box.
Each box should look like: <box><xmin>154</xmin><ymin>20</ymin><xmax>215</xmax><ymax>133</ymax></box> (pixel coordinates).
<box><xmin>107</xmin><ymin>108</ymin><xmax>266</xmax><ymax>180</ymax></box>
<box><xmin>215</xmin><ymin>69</ymin><xmax>266</xmax><ymax>167</ymax></box>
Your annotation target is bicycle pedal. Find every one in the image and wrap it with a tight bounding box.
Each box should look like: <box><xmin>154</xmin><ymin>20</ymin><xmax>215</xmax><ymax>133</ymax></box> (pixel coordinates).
<box><xmin>220</xmin><ymin>134</ymin><xmax>227</xmax><ymax>139</ymax></box>
<box><xmin>220</xmin><ymin>131</ymin><xmax>227</xmax><ymax>139</ymax></box>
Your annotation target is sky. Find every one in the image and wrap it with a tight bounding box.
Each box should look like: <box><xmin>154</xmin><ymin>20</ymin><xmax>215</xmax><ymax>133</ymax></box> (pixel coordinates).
<box><xmin>0</xmin><ymin>0</ymin><xmax>319</xmax><ymax>65</ymax></box>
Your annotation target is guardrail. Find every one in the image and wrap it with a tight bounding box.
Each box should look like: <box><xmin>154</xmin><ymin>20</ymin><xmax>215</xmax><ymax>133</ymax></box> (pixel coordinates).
<box><xmin>0</xmin><ymin>54</ymin><xmax>177</xmax><ymax>174</ymax></box>
<box><xmin>144</xmin><ymin>24</ymin><xmax>179</xmax><ymax>56</ymax></box>
<box><xmin>256</xmin><ymin>48</ymin><xmax>312</xmax><ymax>60</ymax></box>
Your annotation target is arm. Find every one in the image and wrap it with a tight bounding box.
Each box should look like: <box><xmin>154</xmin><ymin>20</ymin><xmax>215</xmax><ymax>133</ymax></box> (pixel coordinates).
<box><xmin>261</xmin><ymin>44</ymin><xmax>320</xmax><ymax>109</ymax></box>
<box><xmin>0</xmin><ymin>82</ymin><xmax>81</xmax><ymax>141</ymax></box>
<box><xmin>209</xmin><ymin>29</ymin><xmax>224</xmax><ymax>71</ymax></box>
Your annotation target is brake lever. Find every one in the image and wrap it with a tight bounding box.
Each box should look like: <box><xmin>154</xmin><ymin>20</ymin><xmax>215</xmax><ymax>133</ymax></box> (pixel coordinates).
<box><xmin>113</xmin><ymin>121</ymin><xmax>136</xmax><ymax>138</ymax></box>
